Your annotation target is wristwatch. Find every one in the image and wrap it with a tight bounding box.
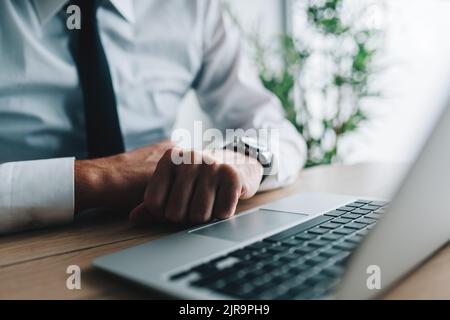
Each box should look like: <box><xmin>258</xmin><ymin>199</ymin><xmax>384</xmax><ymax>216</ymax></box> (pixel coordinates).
<box><xmin>224</xmin><ymin>136</ymin><xmax>274</xmax><ymax>180</ymax></box>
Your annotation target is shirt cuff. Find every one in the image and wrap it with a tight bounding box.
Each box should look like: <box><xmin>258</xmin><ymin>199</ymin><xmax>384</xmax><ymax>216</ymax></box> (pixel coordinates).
<box><xmin>258</xmin><ymin>140</ymin><xmax>306</xmax><ymax>192</ymax></box>
<box><xmin>0</xmin><ymin>157</ymin><xmax>74</xmax><ymax>234</ymax></box>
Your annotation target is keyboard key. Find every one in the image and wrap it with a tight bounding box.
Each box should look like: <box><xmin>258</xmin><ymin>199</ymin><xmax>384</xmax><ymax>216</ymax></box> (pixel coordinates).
<box><xmin>333</xmin><ymin>242</ymin><xmax>356</xmax><ymax>251</ymax></box>
<box><xmin>192</xmin><ymin>264</ymin><xmax>221</xmax><ymax>276</ymax></box>
<box><xmin>356</xmin><ymin>217</ymin><xmax>377</xmax><ymax>225</ymax></box>
<box><xmin>286</xmin><ymin>284</ymin><xmax>312</xmax><ymax>299</ymax></box>
<box><xmin>365</xmin><ymin>213</ymin><xmax>382</xmax><ymax>220</ymax></box>
<box><xmin>305</xmin><ymin>255</ymin><xmax>327</xmax><ymax>266</ymax></box>
<box><xmin>274</xmin><ymin>272</ymin><xmax>296</xmax><ymax>284</ymax></box>
<box><xmin>346</xmin><ymin>202</ymin><xmax>364</xmax><ymax>208</ymax></box>
<box><xmin>263</xmin><ymin>260</ymin><xmax>285</xmax><ymax>271</ymax></box>
<box><xmin>281</xmin><ymin>238</ymin><xmax>304</xmax><ymax>246</ymax></box>
<box><xmin>308</xmin><ymin>227</ymin><xmax>329</xmax><ymax>235</ymax></box>
<box><xmin>275</xmin><ymin>248</ymin><xmax>295</xmax><ymax>258</ymax></box>
<box><xmin>242</xmin><ymin>269</ymin><xmax>266</xmax><ymax>282</ymax></box>
<box><xmin>322</xmin><ymin>265</ymin><xmax>344</xmax><ymax>277</ymax></box>
<box><xmin>362</xmin><ymin>204</ymin><xmax>381</xmax><ymax>211</ymax></box>
<box><xmin>371</xmin><ymin>201</ymin><xmax>389</xmax><ymax>207</ymax></box>
<box><xmin>356</xmin><ymin>229</ymin><xmax>370</xmax><ymax>236</ymax></box>
<box><xmin>346</xmin><ymin>235</ymin><xmax>364</xmax><ymax>243</ymax></box>
<box><xmin>355</xmin><ymin>200</ymin><xmax>372</xmax><ymax>204</ymax></box>
<box><xmin>208</xmin><ymin>279</ymin><xmax>228</xmax><ymax>290</ymax></box>
<box><xmin>209</xmin><ymin>255</ymin><xmax>229</xmax><ymax>265</ymax></box>
<box><xmin>341</xmin><ymin>213</ymin><xmax>362</xmax><ymax>219</ymax></box>
<box><xmin>239</xmin><ymin>263</ymin><xmax>262</xmax><ymax>274</ymax></box>
<box><xmin>229</xmin><ymin>249</ymin><xmax>252</xmax><ymax>259</ymax></box>
<box><xmin>170</xmin><ymin>269</ymin><xmax>192</xmax><ymax>281</ymax></box>
<box><xmin>325</xmin><ymin>210</ymin><xmax>346</xmax><ymax>217</ymax></box>
<box><xmin>287</xmin><ymin>258</ymin><xmax>307</xmax><ymax>269</ymax></box>
<box><xmin>269</xmin><ymin>284</ymin><xmax>292</xmax><ymax>298</ymax></box>
<box><xmin>305</xmin><ymin>274</ymin><xmax>328</xmax><ymax>286</ymax></box>
<box><xmin>248</xmin><ymin>242</ymin><xmax>270</xmax><ymax>251</ymax></box>
<box><xmin>213</xmin><ymin>257</ymin><xmax>242</xmax><ymax>270</ymax></box>
<box><xmin>332</xmin><ymin>217</ymin><xmax>352</xmax><ymax>224</ymax></box>
<box><xmin>220</xmin><ymin>283</ymin><xmax>255</xmax><ymax>298</ymax></box>
<box><xmin>344</xmin><ymin>222</ymin><xmax>366</xmax><ymax>230</ymax></box>
<box><xmin>343</xmin><ymin>239</ymin><xmax>360</xmax><ymax>248</ymax></box>
<box><xmin>352</xmin><ymin>208</ymin><xmax>372</xmax><ymax>215</ymax></box>
<box><xmin>297</xmin><ymin>268</ymin><xmax>320</xmax><ymax>280</ymax></box>
<box><xmin>333</xmin><ymin>228</ymin><xmax>354</xmax><ymax>235</ymax></box>
<box><xmin>321</xmin><ymin>222</ymin><xmax>341</xmax><ymax>229</ymax></box>
<box><xmin>295</xmin><ymin>246</ymin><xmax>315</xmax><ymax>255</ymax></box>
<box><xmin>289</xmin><ymin>264</ymin><xmax>309</xmax><ymax>275</ymax></box>
<box><xmin>295</xmin><ymin>233</ymin><xmax>317</xmax><ymax>241</ymax></box>
<box><xmin>333</xmin><ymin>251</ymin><xmax>351</xmax><ymax>264</ymax></box>
<box><xmin>251</xmin><ymin>252</ymin><xmax>274</xmax><ymax>262</ymax></box>
<box><xmin>267</xmin><ymin>246</ymin><xmax>289</xmax><ymax>254</ymax></box>
<box><xmin>251</xmin><ymin>274</ymin><xmax>274</xmax><ymax>288</ymax></box>
<box><xmin>336</xmin><ymin>206</ymin><xmax>355</xmax><ymax>212</ymax></box>
<box><xmin>319</xmin><ymin>248</ymin><xmax>341</xmax><ymax>258</ymax></box>
<box><xmin>278</xmin><ymin>253</ymin><xmax>302</xmax><ymax>262</ymax></box>
<box><xmin>308</xmin><ymin>240</ymin><xmax>329</xmax><ymax>248</ymax></box>
<box><xmin>265</xmin><ymin>215</ymin><xmax>332</xmax><ymax>242</ymax></box>
<box><xmin>321</xmin><ymin>233</ymin><xmax>343</xmax><ymax>241</ymax></box>
<box><xmin>375</xmin><ymin>208</ymin><xmax>387</xmax><ymax>214</ymax></box>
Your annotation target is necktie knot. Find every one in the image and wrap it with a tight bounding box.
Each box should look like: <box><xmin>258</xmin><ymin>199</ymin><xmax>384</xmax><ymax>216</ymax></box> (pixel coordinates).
<box><xmin>75</xmin><ymin>0</ymin><xmax>100</xmax><ymax>11</ymax></box>
<box><xmin>74</xmin><ymin>0</ymin><xmax>101</xmax><ymax>28</ymax></box>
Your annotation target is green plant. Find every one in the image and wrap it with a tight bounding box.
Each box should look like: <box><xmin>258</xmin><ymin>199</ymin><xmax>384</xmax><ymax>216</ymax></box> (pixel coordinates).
<box><xmin>226</xmin><ymin>0</ymin><xmax>383</xmax><ymax>167</ymax></box>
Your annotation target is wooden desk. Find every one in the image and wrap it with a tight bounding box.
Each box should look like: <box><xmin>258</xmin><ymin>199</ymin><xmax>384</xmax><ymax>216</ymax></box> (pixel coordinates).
<box><xmin>0</xmin><ymin>163</ymin><xmax>449</xmax><ymax>299</ymax></box>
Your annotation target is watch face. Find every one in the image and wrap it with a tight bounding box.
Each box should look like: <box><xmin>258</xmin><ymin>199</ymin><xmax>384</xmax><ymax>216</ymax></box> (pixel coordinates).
<box><xmin>240</xmin><ymin>136</ymin><xmax>272</xmax><ymax>167</ymax></box>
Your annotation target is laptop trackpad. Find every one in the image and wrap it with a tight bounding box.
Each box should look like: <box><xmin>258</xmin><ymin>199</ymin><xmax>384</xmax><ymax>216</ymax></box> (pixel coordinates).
<box><xmin>190</xmin><ymin>209</ymin><xmax>308</xmax><ymax>242</ymax></box>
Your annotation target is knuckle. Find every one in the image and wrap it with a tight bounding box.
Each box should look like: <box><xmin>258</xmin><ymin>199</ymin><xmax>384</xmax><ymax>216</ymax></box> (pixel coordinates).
<box><xmin>163</xmin><ymin>147</ymin><xmax>181</xmax><ymax>163</ymax></box>
<box><xmin>191</xmin><ymin>150</ymin><xmax>202</xmax><ymax>161</ymax></box>
<box><xmin>202</xmin><ymin>152</ymin><xmax>217</xmax><ymax>166</ymax></box>
<box><xmin>209</xmin><ymin>161</ymin><xmax>221</xmax><ymax>172</ymax></box>
<box><xmin>218</xmin><ymin>163</ymin><xmax>240</xmax><ymax>183</ymax></box>
<box><xmin>176</xmin><ymin>162</ymin><xmax>199</xmax><ymax>177</ymax></box>
<box><xmin>216</xmin><ymin>209</ymin><xmax>234</xmax><ymax>220</ymax></box>
<box><xmin>175</xmin><ymin>162</ymin><xmax>188</xmax><ymax>173</ymax></box>
<box><xmin>163</xmin><ymin>147</ymin><xmax>174</xmax><ymax>159</ymax></box>
<box><xmin>144</xmin><ymin>198</ymin><xmax>161</xmax><ymax>215</ymax></box>
<box><xmin>200</xmin><ymin>161</ymin><xmax>219</xmax><ymax>177</ymax></box>
<box><xmin>193</xmin><ymin>159</ymin><xmax>212</xmax><ymax>178</ymax></box>
<box><xmin>164</xmin><ymin>209</ymin><xmax>181</xmax><ymax>223</ymax></box>
<box><xmin>190</xmin><ymin>212</ymin><xmax>207</xmax><ymax>224</ymax></box>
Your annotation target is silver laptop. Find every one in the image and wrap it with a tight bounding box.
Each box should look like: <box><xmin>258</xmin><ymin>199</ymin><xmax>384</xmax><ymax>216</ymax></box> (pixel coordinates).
<box><xmin>94</xmin><ymin>94</ymin><xmax>450</xmax><ymax>300</ymax></box>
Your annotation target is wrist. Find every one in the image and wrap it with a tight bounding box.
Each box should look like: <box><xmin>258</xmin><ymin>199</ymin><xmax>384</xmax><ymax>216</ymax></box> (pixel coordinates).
<box><xmin>207</xmin><ymin>149</ymin><xmax>263</xmax><ymax>199</ymax></box>
<box><xmin>74</xmin><ymin>159</ymin><xmax>109</xmax><ymax>213</ymax></box>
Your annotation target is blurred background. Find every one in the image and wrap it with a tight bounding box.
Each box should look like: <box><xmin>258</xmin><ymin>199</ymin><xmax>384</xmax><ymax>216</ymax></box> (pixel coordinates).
<box><xmin>175</xmin><ymin>0</ymin><xmax>450</xmax><ymax>167</ymax></box>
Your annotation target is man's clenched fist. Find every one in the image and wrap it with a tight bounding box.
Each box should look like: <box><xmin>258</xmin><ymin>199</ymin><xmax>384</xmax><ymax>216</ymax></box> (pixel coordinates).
<box><xmin>129</xmin><ymin>148</ymin><xmax>263</xmax><ymax>225</ymax></box>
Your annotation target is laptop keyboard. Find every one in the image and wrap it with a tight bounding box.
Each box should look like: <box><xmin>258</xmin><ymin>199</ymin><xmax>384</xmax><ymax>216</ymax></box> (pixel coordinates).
<box><xmin>169</xmin><ymin>200</ymin><xmax>388</xmax><ymax>300</ymax></box>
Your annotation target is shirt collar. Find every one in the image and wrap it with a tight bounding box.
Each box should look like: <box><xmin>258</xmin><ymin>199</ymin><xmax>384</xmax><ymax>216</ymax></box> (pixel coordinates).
<box><xmin>32</xmin><ymin>0</ymin><xmax>135</xmax><ymax>25</ymax></box>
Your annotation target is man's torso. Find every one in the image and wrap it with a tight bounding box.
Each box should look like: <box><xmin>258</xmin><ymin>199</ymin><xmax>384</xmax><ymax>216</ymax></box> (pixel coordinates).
<box><xmin>0</xmin><ymin>0</ymin><xmax>207</xmax><ymax>161</ymax></box>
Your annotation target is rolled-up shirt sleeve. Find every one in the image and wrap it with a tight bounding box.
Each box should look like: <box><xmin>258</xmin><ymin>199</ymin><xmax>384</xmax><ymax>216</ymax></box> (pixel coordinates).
<box><xmin>194</xmin><ymin>1</ymin><xmax>307</xmax><ymax>191</ymax></box>
<box><xmin>0</xmin><ymin>157</ymin><xmax>74</xmax><ymax>235</ymax></box>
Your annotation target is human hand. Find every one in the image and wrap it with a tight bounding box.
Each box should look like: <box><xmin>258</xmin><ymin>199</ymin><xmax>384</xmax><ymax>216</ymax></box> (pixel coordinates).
<box><xmin>129</xmin><ymin>148</ymin><xmax>263</xmax><ymax>225</ymax></box>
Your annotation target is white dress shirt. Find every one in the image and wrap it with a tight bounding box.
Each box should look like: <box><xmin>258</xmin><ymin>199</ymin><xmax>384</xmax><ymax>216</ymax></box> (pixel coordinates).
<box><xmin>0</xmin><ymin>0</ymin><xmax>306</xmax><ymax>234</ymax></box>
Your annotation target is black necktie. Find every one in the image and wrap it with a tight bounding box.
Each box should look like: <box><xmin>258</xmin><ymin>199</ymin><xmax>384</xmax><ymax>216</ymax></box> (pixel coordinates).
<box><xmin>71</xmin><ymin>0</ymin><xmax>125</xmax><ymax>158</ymax></box>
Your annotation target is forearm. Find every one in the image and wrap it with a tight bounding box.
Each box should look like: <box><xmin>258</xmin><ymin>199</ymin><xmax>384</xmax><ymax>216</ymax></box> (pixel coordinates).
<box><xmin>74</xmin><ymin>141</ymin><xmax>175</xmax><ymax>214</ymax></box>
<box><xmin>74</xmin><ymin>156</ymin><xmax>153</xmax><ymax>214</ymax></box>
